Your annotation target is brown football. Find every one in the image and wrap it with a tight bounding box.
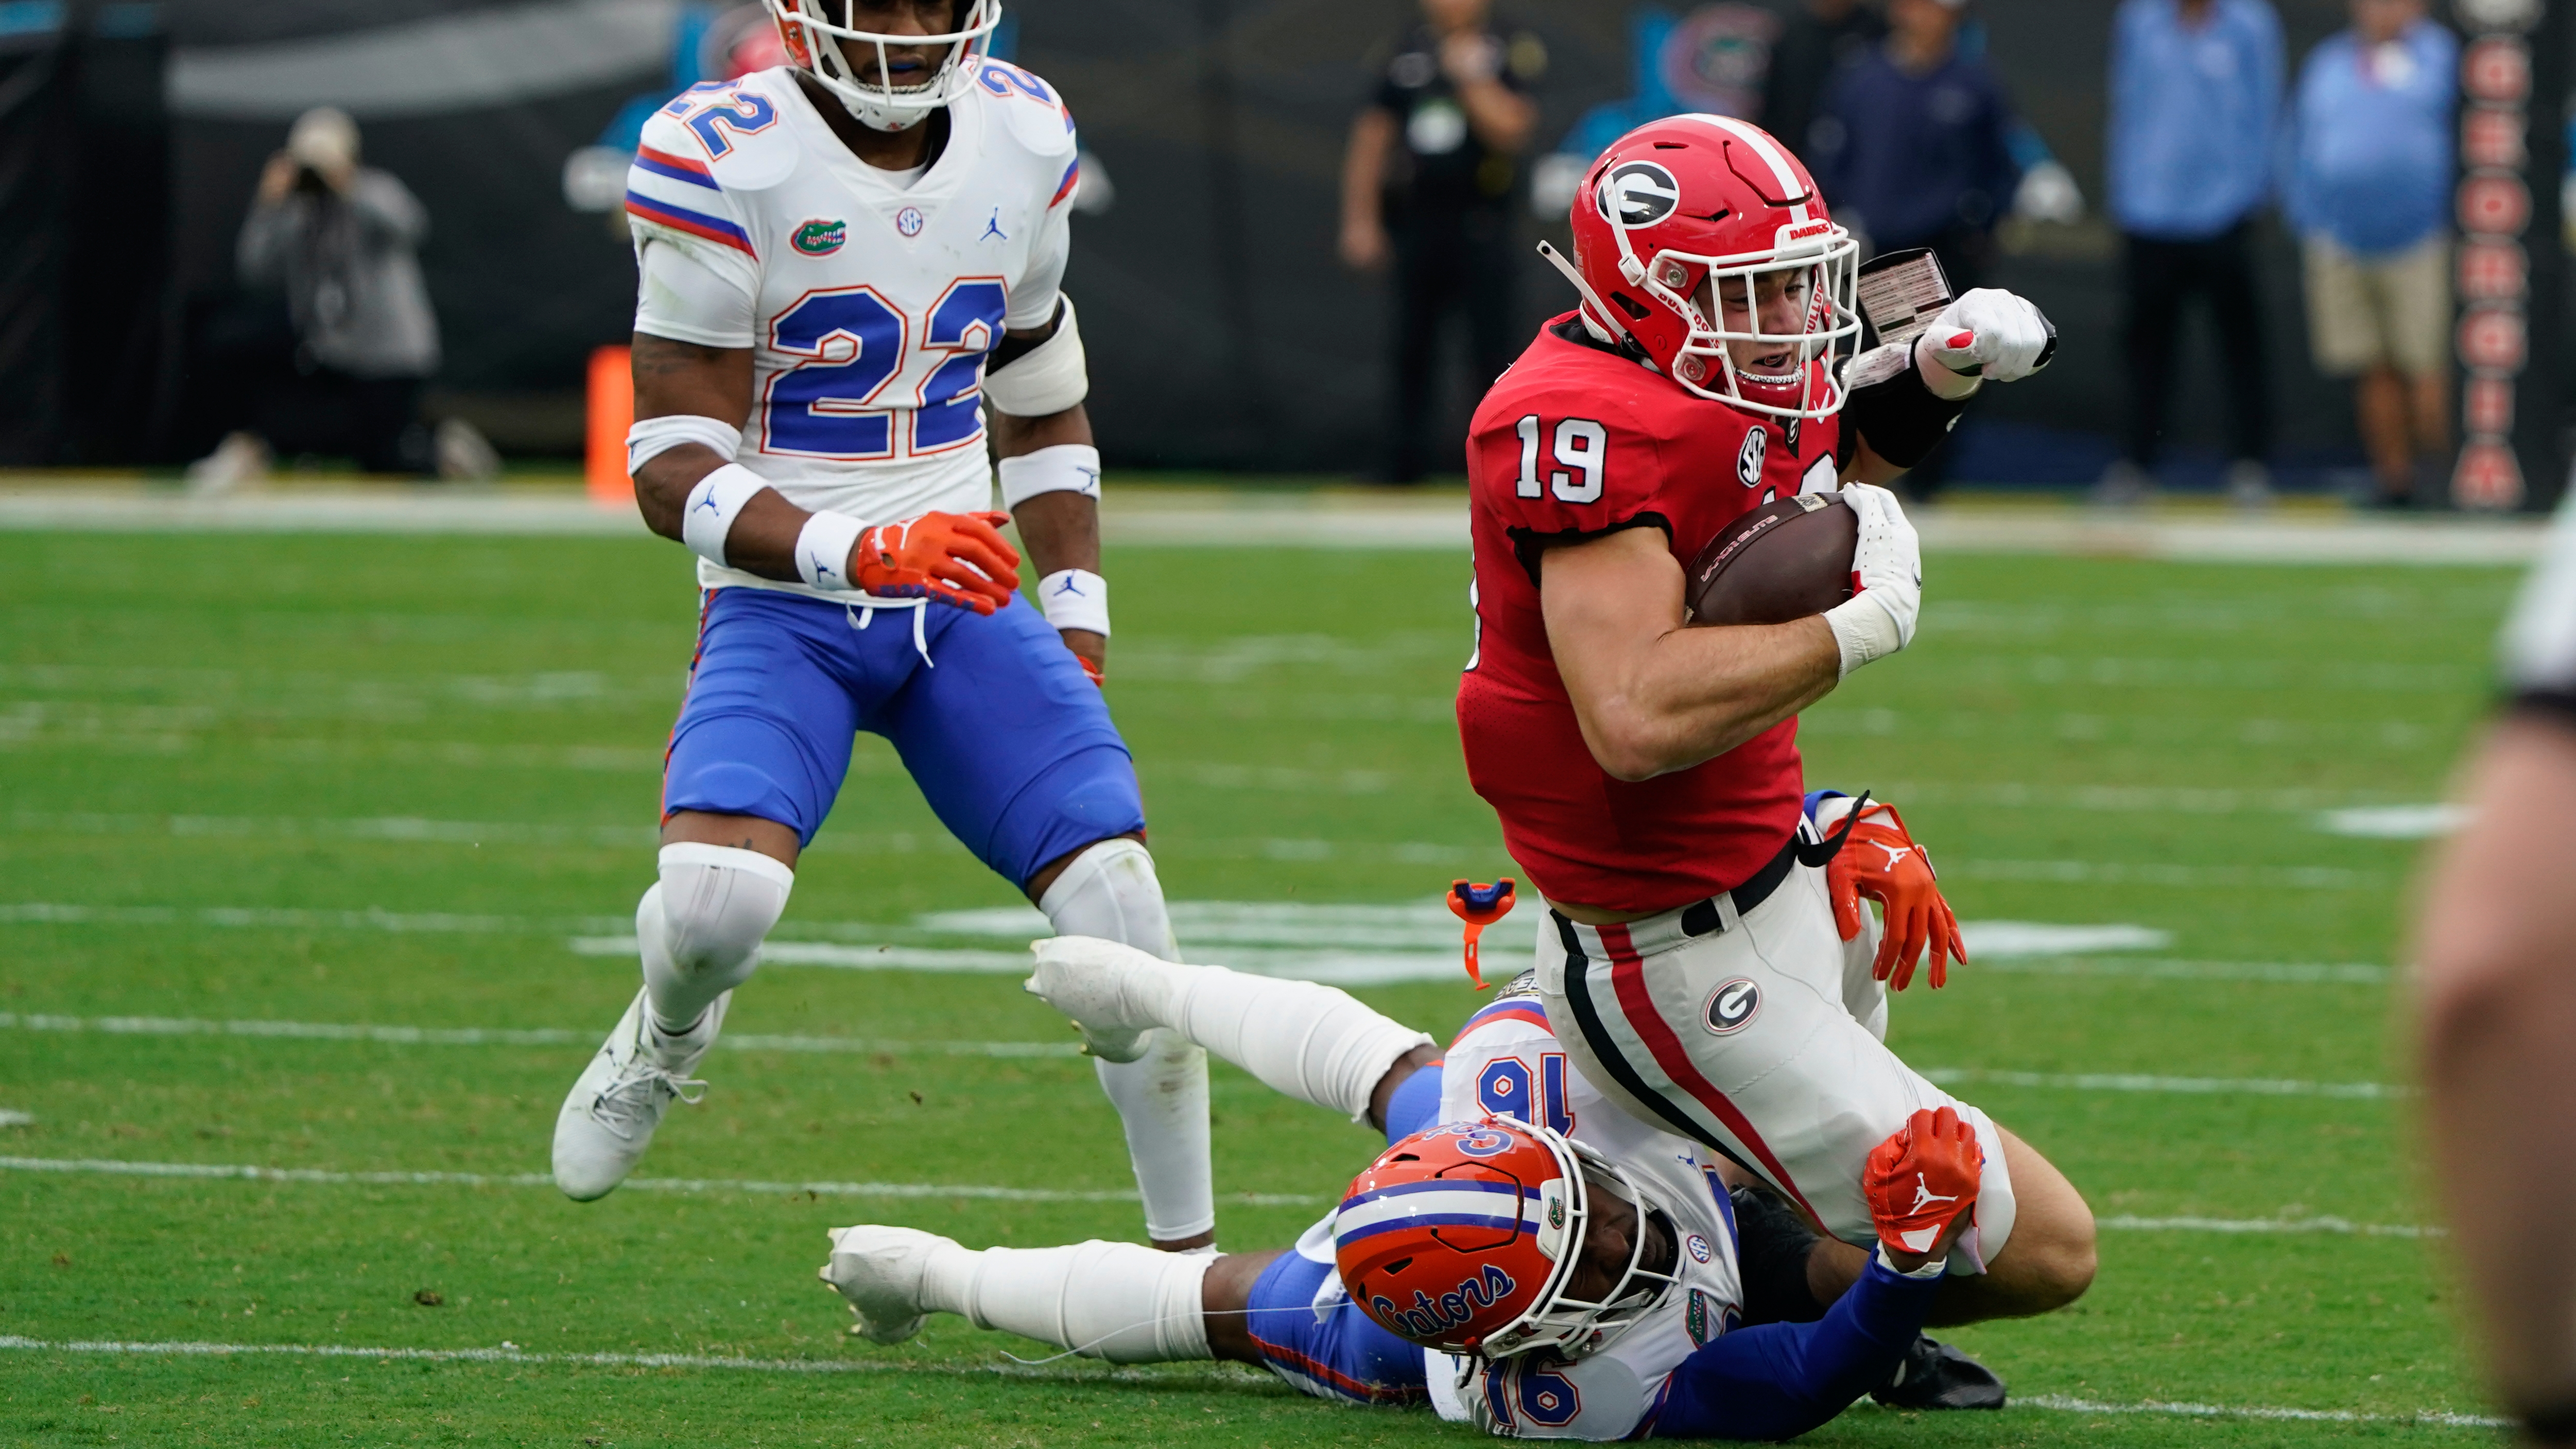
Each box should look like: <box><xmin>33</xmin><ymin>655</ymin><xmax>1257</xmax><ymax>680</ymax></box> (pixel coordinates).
<box><xmin>1683</xmin><ymin>494</ymin><xmax>1859</xmax><ymax>626</ymax></box>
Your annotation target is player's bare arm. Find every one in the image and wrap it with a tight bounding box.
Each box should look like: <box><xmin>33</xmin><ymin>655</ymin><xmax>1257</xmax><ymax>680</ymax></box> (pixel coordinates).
<box><xmin>1541</xmin><ymin>527</ymin><xmax>1841</xmax><ymax>784</ymax></box>
<box><xmin>990</xmin><ymin>324</ymin><xmax>1105</xmax><ymax>677</ymax></box>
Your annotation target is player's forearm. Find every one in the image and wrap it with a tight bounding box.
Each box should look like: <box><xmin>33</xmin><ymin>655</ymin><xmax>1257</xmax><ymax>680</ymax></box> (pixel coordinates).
<box><xmin>633</xmin><ymin>444</ymin><xmax>810</xmax><ymax>582</ymax></box>
<box><xmin>1577</xmin><ymin>618</ymin><xmax>1841</xmax><ymax>781</ymax></box>
<box><xmin>2418</xmin><ymin>719</ymin><xmax>2576</xmax><ymax>1412</ymax></box>
<box><xmin>1011</xmin><ymin>489</ymin><xmax>1099</xmax><ymax>581</ymax></box>
<box><xmin>994</xmin><ymin>403</ymin><xmax>1102</xmax><ymax>577</ymax></box>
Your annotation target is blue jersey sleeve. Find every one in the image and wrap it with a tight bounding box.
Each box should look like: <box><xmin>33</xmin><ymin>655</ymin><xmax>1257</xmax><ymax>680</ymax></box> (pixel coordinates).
<box><xmin>1648</xmin><ymin>1254</ymin><xmax>1941</xmax><ymax>1440</ymax></box>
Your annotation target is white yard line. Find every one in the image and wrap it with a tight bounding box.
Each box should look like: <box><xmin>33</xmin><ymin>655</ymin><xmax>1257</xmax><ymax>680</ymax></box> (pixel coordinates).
<box><xmin>2014</xmin><ymin>1393</ymin><xmax>2500</xmax><ymax>1428</ymax></box>
<box><xmin>1973</xmin><ymin>957</ymin><xmax>2391</xmax><ymax>985</ymax></box>
<box><xmin>2098</xmin><ymin>1215</ymin><xmax>2440</xmax><ymax>1238</ymax></box>
<box><xmin>0</xmin><ymin>1157</ymin><xmax>2444</xmax><ymax>1243</ymax></box>
<box><xmin>0</xmin><ymin>1013</ymin><xmax>1079</xmax><ymax>1057</ymax></box>
<box><xmin>0</xmin><ymin>1334</ymin><xmax>2502</xmax><ymax>1425</ymax></box>
<box><xmin>0</xmin><ymin>484</ymin><xmax>2544</xmax><ymax>567</ymax></box>
<box><xmin>1927</xmin><ymin>1068</ymin><xmax>2411</xmax><ymax>1099</ymax></box>
<box><xmin>0</xmin><ymin>1155</ymin><xmax>1320</xmax><ymax>1206</ymax></box>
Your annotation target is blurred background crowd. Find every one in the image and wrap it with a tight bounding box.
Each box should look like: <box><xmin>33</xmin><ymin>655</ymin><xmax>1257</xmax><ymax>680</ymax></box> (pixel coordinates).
<box><xmin>0</xmin><ymin>0</ymin><xmax>2560</xmax><ymax>507</ymax></box>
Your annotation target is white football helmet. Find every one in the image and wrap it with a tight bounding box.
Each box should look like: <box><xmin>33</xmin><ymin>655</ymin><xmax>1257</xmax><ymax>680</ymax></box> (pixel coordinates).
<box><xmin>770</xmin><ymin>0</ymin><xmax>1004</xmax><ymax>132</ymax></box>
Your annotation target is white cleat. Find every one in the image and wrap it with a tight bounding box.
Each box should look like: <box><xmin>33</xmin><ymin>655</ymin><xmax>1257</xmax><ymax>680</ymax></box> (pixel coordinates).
<box><xmin>818</xmin><ymin>1224</ymin><xmax>949</xmax><ymax>1344</ymax></box>
<box><xmin>551</xmin><ymin>987</ymin><xmax>725</xmax><ymax>1201</ymax></box>
<box><xmin>1022</xmin><ymin>935</ymin><xmax>1179</xmax><ymax>1064</ymax></box>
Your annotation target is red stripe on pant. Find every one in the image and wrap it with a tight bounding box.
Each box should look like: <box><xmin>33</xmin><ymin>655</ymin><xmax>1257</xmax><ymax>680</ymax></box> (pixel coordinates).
<box><xmin>1599</xmin><ymin>922</ymin><xmax>1831</xmax><ymax>1230</ymax></box>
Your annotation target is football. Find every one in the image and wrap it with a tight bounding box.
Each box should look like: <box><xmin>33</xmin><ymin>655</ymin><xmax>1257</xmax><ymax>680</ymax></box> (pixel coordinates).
<box><xmin>1683</xmin><ymin>493</ymin><xmax>1859</xmax><ymax>626</ymax></box>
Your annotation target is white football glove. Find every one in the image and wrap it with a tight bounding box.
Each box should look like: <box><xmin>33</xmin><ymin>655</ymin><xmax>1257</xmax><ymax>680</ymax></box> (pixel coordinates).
<box><xmin>1824</xmin><ymin>483</ymin><xmax>1921</xmax><ymax>679</ymax></box>
<box><xmin>1918</xmin><ymin>288</ymin><xmax>2056</xmax><ymax>387</ymax></box>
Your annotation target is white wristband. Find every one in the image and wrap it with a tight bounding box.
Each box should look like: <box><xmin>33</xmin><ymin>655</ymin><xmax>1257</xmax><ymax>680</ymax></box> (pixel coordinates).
<box><xmin>997</xmin><ymin>443</ymin><xmax>1102</xmax><ymax>510</ymax></box>
<box><xmin>627</xmin><ymin>413</ymin><xmax>742</xmax><ymax>474</ymax></box>
<box><xmin>680</xmin><ymin>463</ymin><xmax>769</xmax><ymax>568</ymax></box>
<box><xmin>1035</xmin><ymin>568</ymin><xmax>1110</xmax><ymax>636</ymax></box>
<box><xmin>1823</xmin><ymin>594</ymin><xmax>1906</xmax><ymax>679</ymax></box>
<box><xmin>793</xmin><ymin>510</ymin><xmax>869</xmax><ymax>592</ymax></box>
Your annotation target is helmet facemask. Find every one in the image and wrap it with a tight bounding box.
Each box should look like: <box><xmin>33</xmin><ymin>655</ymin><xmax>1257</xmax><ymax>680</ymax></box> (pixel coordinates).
<box><xmin>1647</xmin><ymin>233</ymin><xmax>1860</xmax><ymax>419</ymax></box>
<box><xmin>1477</xmin><ymin>1122</ymin><xmax>1682</xmax><ymax>1360</ymax></box>
<box><xmin>773</xmin><ymin>0</ymin><xmax>1002</xmax><ymax>132</ymax></box>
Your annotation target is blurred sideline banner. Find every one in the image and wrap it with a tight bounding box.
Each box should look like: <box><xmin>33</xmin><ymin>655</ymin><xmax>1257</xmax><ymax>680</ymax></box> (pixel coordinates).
<box><xmin>124</xmin><ymin>1</ymin><xmax>2573</xmax><ymax>491</ymax></box>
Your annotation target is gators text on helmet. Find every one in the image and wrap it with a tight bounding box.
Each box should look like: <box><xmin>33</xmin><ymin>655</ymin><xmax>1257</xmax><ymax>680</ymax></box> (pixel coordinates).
<box><xmin>1333</xmin><ymin>1117</ymin><xmax>1680</xmax><ymax>1360</ymax></box>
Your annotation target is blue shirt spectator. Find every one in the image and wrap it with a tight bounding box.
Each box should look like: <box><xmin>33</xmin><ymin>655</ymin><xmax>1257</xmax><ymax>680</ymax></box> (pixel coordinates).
<box><xmin>2107</xmin><ymin>0</ymin><xmax>2283</xmax><ymax>239</ymax></box>
<box><xmin>1810</xmin><ymin>40</ymin><xmax>2022</xmax><ymax>250</ymax></box>
<box><xmin>2280</xmin><ymin>17</ymin><xmax>2456</xmax><ymax>256</ymax></box>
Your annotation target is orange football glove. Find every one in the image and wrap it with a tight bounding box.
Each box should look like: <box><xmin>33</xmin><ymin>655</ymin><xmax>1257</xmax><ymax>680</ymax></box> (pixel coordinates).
<box><xmin>1825</xmin><ymin>799</ymin><xmax>1967</xmax><ymax>991</ymax></box>
<box><xmin>1863</xmin><ymin>1105</ymin><xmax>1982</xmax><ymax>1261</ymax></box>
<box><xmin>1071</xmin><ymin>650</ymin><xmax>1105</xmax><ymax>687</ymax></box>
<box><xmin>853</xmin><ymin>510</ymin><xmax>1020</xmax><ymax>615</ymax></box>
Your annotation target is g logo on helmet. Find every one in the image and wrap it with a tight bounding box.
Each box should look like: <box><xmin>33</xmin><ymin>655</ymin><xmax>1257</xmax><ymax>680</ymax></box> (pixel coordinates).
<box><xmin>1597</xmin><ymin>160</ymin><xmax>1680</xmax><ymax>227</ymax></box>
<box><xmin>1704</xmin><ymin>977</ymin><xmax>1760</xmax><ymax>1035</ymax></box>
<box><xmin>1736</xmin><ymin>428</ymin><xmax>1767</xmax><ymax>487</ymax></box>
<box><xmin>1456</xmin><ymin>1127</ymin><xmax>1513</xmax><ymax>1158</ymax></box>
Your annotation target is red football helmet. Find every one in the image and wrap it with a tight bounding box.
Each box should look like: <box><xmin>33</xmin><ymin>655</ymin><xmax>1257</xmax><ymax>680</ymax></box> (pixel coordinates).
<box><xmin>1334</xmin><ymin>1118</ymin><xmax>1678</xmax><ymax>1359</ymax></box>
<box><xmin>1555</xmin><ymin>114</ymin><xmax>1861</xmax><ymax>419</ymax></box>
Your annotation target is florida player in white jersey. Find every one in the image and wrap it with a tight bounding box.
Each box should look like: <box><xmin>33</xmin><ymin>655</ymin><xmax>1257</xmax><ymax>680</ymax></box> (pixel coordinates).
<box><xmin>814</xmin><ymin>801</ymin><xmax>2006</xmax><ymax>1437</ymax></box>
<box><xmin>549</xmin><ymin>0</ymin><xmax>1218</xmax><ymax>1253</ymax></box>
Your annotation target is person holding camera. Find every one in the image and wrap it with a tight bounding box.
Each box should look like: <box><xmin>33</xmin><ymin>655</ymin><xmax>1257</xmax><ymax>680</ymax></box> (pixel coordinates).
<box><xmin>189</xmin><ymin>107</ymin><xmax>471</xmax><ymax>489</ymax></box>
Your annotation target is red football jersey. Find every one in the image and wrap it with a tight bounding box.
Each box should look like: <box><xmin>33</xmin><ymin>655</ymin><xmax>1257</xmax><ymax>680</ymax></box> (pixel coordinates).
<box><xmin>1458</xmin><ymin>315</ymin><xmax>1846</xmax><ymax>913</ymax></box>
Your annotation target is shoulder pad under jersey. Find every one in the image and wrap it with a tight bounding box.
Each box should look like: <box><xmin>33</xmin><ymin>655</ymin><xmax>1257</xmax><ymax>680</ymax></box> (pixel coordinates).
<box><xmin>964</xmin><ymin>57</ymin><xmax>1080</xmax><ymax>159</ymax></box>
<box><xmin>641</xmin><ymin>72</ymin><xmax>801</xmax><ymax>193</ymax></box>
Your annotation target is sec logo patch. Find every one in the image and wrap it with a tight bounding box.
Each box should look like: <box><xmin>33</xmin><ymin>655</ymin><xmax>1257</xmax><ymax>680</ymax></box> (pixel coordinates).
<box><xmin>1736</xmin><ymin>428</ymin><xmax>1767</xmax><ymax>487</ymax></box>
<box><xmin>895</xmin><ymin>206</ymin><xmax>925</xmax><ymax>237</ymax></box>
<box><xmin>1685</xmin><ymin>1233</ymin><xmax>1713</xmax><ymax>1264</ymax></box>
<box><xmin>1704</xmin><ymin>977</ymin><xmax>1760</xmax><ymax>1035</ymax></box>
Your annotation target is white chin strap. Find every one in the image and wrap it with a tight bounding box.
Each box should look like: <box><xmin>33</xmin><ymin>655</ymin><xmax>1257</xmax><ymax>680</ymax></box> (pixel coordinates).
<box><xmin>779</xmin><ymin>0</ymin><xmax>1003</xmax><ymax>131</ymax></box>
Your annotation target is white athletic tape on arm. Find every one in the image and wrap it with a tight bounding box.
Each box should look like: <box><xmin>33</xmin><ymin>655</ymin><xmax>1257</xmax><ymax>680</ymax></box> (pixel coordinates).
<box><xmin>680</xmin><ymin>463</ymin><xmax>768</xmax><ymax>568</ymax></box>
<box><xmin>1824</xmin><ymin>594</ymin><xmax>1904</xmax><ymax>678</ymax></box>
<box><xmin>626</xmin><ymin>413</ymin><xmax>742</xmax><ymax>475</ymax></box>
<box><xmin>793</xmin><ymin>509</ymin><xmax>869</xmax><ymax>592</ymax></box>
<box><xmin>982</xmin><ymin>296</ymin><xmax>1089</xmax><ymax>417</ymax></box>
<box><xmin>1036</xmin><ymin>568</ymin><xmax>1111</xmax><ymax>637</ymax></box>
<box><xmin>998</xmin><ymin>443</ymin><xmax>1102</xmax><ymax>510</ymax></box>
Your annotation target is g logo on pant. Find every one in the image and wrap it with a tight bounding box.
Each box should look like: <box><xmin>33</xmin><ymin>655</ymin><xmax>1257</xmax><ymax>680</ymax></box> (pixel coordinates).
<box><xmin>1703</xmin><ymin>977</ymin><xmax>1760</xmax><ymax>1035</ymax></box>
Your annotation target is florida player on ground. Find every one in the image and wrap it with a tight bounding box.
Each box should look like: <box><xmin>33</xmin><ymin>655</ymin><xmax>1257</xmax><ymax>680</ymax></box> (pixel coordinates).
<box><xmin>550</xmin><ymin>0</ymin><xmax>1217</xmax><ymax>1252</ymax></box>
<box><xmin>1460</xmin><ymin>113</ymin><xmax>2095</xmax><ymax>1317</ymax></box>
<box><xmin>818</xmin><ymin>915</ymin><xmax>1993</xmax><ymax>1438</ymax></box>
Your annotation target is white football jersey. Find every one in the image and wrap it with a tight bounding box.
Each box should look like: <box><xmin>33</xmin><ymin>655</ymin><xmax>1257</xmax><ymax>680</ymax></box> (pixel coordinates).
<box><xmin>623</xmin><ymin>59</ymin><xmax>1081</xmax><ymax>599</ymax></box>
<box><xmin>1425</xmin><ymin>985</ymin><xmax>1749</xmax><ymax>1439</ymax></box>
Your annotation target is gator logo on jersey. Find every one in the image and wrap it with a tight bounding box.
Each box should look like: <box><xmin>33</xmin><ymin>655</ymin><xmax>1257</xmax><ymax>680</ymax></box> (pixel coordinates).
<box><xmin>1687</xmin><ymin>1288</ymin><xmax>1712</xmax><ymax>1345</ymax></box>
<box><xmin>1597</xmin><ymin>160</ymin><xmax>1679</xmax><ymax>227</ymax></box>
<box><xmin>791</xmin><ymin>219</ymin><xmax>847</xmax><ymax>256</ymax></box>
<box><xmin>895</xmin><ymin>206</ymin><xmax>925</xmax><ymax>238</ymax></box>
<box><xmin>1372</xmin><ymin>1265</ymin><xmax>1517</xmax><ymax>1341</ymax></box>
<box><xmin>1704</xmin><ymin>977</ymin><xmax>1760</xmax><ymax>1035</ymax></box>
<box><xmin>1736</xmin><ymin>427</ymin><xmax>1767</xmax><ymax>487</ymax></box>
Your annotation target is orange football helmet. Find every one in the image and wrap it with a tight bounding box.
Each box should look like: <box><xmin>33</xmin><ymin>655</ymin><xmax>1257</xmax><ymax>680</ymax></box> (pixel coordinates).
<box><xmin>1333</xmin><ymin>1118</ymin><xmax>1678</xmax><ymax>1359</ymax></box>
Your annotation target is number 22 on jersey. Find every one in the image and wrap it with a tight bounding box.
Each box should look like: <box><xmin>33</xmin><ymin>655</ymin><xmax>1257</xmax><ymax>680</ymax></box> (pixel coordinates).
<box><xmin>765</xmin><ymin>279</ymin><xmax>1010</xmax><ymax>461</ymax></box>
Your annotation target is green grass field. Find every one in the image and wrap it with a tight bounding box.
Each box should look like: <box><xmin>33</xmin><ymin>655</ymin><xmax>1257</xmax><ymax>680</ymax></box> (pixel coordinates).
<box><xmin>0</xmin><ymin>524</ymin><xmax>2520</xmax><ymax>1446</ymax></box>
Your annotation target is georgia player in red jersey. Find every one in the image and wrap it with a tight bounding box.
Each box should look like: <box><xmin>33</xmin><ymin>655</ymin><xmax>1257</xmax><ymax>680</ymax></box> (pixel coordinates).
<box><xmin>1459</xmin><ymin>113</ymin><xmax>2096</xmax><ymax>1324</ymax></box>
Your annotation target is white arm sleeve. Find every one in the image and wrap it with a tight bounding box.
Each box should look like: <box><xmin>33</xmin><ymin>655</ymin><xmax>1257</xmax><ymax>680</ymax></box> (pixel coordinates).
<box><xmin>1006</xmin><ymin>192</ymin><xmax>1073</xmax><ymax>329</ymax></box>
<box><xmin>634</xmin><ymin>234</ymin><xmax>758</xmax><ymax>350</ymax></box>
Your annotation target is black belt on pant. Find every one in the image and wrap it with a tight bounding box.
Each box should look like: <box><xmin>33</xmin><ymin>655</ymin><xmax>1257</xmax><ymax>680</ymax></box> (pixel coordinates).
<box><xmin>1674</xmin><ymin>794</ymin><xmax>1866</xmax><ymax>939</ymax></box>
